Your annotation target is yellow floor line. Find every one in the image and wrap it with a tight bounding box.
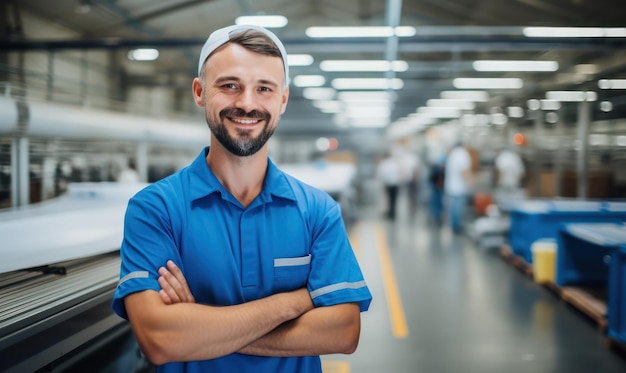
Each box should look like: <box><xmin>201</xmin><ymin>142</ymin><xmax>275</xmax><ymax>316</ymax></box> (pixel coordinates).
<box><xmin>374</xmin><ymin>222</ymin><xmax>409</xmax><ymax>339</ymax></box>
<box><xmin>322</xmin><ymin>360</ymin><xmax>350</xmax><ymax>373</ymax></box>
<box><xmin>348</xmin><ymin>222</ymin><xmax>361</xmax><ymax>261</ymax></box>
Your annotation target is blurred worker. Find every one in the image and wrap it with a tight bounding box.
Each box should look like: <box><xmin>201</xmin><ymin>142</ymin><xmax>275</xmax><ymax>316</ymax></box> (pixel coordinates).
<box><xmin>494</xmin><ymin>146</ymin><xmax>526</xmax><ymax>204</ymax></box>
<box><xmin>444</xmin><ymin>142</ymin><xmax>473</xmax><ymax>233</ymax></box>
<box><xmin>425</xmin><ymin>129</ymin><xmax>446</xmax><ymax>224</ymax></box>
<box><xmin>427</xmin><ymin>154</ymin><xmax>446</xmax><ymax>224</ymax></box>
<box><xmin>377</xmin><ymin>150</ymin><xmax>401</xmax><ymax>220</ymax></box>
<box><xmin>111</xmin><ymin>25</ymin><xmax>372</xmax><ymax>373</ymax></box>
<box><xmin>117</xmin><ymin>158</ymin><xmax>141</xmax><ymax>184</ymax></box>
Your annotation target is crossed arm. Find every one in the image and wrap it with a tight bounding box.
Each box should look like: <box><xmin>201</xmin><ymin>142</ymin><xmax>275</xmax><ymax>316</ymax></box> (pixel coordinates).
<box><xmin>124</xmin><ymin>261</ymin><xmax>361</xmax><ymax>365</ymax></box>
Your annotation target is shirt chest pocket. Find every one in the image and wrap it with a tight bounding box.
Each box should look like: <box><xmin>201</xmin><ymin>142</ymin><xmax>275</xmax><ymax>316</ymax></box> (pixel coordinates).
<box><xmin>273</xmin><ymin>254</ymin><xmax>311</xmax><ymax>292</ymax></box>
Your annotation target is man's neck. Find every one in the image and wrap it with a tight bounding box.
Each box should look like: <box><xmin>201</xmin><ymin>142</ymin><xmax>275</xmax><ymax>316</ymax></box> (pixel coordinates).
<box><xmin>206</xmin><ymin>144</ymin><xmax>268</xmax><ymax>208</ymax></box>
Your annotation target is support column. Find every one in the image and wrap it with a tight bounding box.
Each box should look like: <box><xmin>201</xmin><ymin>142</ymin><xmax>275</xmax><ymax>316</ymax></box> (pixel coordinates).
<box><xmin>136</xmin><ymin>142</ymin><xmax>148</xmax><ymax>183</ymax></box>
<box><xmin>577</xmin><ymin>100</ymin><xmax>591</xmax><ymax>199</ymax></box>
<box><xmin>554</xmin><ymin>110</ymin><xmax>565</xmax><ymax>197</ymax></box>
<box><xmin>532</xmin><ymin>111</ymin><xmax>543</xmax><ymax>197</ymax></box>
<box><xmin>11</xmin><ymin>136</ymin><xmax>29</xmax><ymax>207</ymax></box>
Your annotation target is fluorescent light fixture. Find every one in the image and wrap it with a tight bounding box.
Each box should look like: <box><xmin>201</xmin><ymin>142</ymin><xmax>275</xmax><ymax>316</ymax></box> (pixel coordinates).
<box><xmin>461</xmin><ymin>114</ymin><xmax>490</xmax><ymax>126</ymax></box>
<box><xmin>337</xmin><ymin>91</ymin><xmax>397</xmax><ymax>101</ymax></box>
<box><xmin>305</xmin><ymin>26</ymin><xmax>416</xmax><ymax>38</ymax></box>
<box><xmin>397</xmin><ymin>115</ymin><xmax>436</xmax><ymax>126</ymax></box>
<box><xmin>491</xmin><ymin>113</ymin><xmax>508</xmax><ymax>125</ymax></box>
<box><xmin>598</xmin><ymin>79</ymin><xmax>626</xmax><ymax>89</ymax></box>
<box><xmin>302</xmin><ymin>87</ymin><xmax>335</xmax><ymax>100</ymax></box>
<box><xmin>472</xmin><ymin>60</ymin><xmax>558</xmax><ymax>72</ymax></box>
<box><xmin>320</xmin><ymin>60</ymin><xmax>408</xmax><ymax>72</ymax></box>
<box><xmin>616</xmin><ymin>136</ymin><xmax>626</xmax><ymax>147</ymax></box>
<box><xmin>523</xmin><ymin>27</ymin><xmax>626</xmax><ymax>38</ymax></box>
<box><xmin>235</xmin><ymin>15</ymin><xmax>288</xmax><ymax>28</ymax></box>
<box><xmin>287</xmin><ymin>54</ymin><xmax>314</xmax><ymax>66</ymax></box>
<box><xmin>426</xmin><ymin>99</ymin><xmax>475</xmax><ymax>110</ymax></box>
<box><xmin>345</xmin><ymin>106</ymin><xmax>390</xmax><ymax>117</ymax></box>
<box><xmin>507</xmin><ymin>106</ymin><xmax>524</xmax><ymax>118</ymax></box>
<box><xmin>546</xmin><ymin>91</ymin><xmax>598</xmax><ymax>102</ymax></box>
<box><xmin>541</xmin><ymin>99</ymin><xmax>561</xmax><ymax>111</ymax></box>
<box><xmin>600</xmin><ymin>101</ymin><xmax>613</xmax><ymax>112</ymax></box>
<box><xmin>293</xmin><ymin>75</ymin><xmax>325</xmax><ymax>87</ymax></box>
<box><xmin>440</xmin><ymin>90</ymin><xmax>490</xmax><ymax>102</ymax></box>
<box><xmin>527</xmin><ymin>99</ymin><xmax>541</xmax><ymax>111</ymax></box>
<box><xmin>128</xmin><ymin>48</ymin><xmax>159</xmax><ymax>61</ymax></box>
<box><xmin>453</xmin><ymin>78</ymin><xmax>523</xmax><ymax>89</ymax></box>
<box><xmin>350</xmin><ymin>118</ymin><xmax>390</xmax><ymax>128</ymax></box>
<box><xmin>417</xmin><ymin>106</ymin><xmax>462</xmax><ymax>119</ymax></box>
<box><xmin>331</xmin><ymin>78</ymin><xmax>403</xmax><ymax>90</ymax></box>
<box><xmin>312</xmin><ymin>100</ymin><xmax>342</xmax><ymax>113</ymax></box>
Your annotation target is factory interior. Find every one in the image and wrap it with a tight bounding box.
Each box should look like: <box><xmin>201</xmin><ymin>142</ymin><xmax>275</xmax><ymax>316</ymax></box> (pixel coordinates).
<box><xmin>1</xmin><ymin>0</ymin><xmax>626</xmax><ymax>372</ymax></box>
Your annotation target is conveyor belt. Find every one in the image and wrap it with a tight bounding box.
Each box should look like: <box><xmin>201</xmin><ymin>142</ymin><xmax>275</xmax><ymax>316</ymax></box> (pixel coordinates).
<box><xmin>0</xmin><ymin>252</ymin><xmax>127</xmax><ymax>372</ymax></box>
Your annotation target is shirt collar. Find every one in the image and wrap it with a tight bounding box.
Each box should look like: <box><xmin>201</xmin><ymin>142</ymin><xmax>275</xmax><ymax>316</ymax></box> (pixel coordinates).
<box><xmin>189</xmin><ymin>146</ymin><xmax>297</xmax><ymax>203</ymax></box>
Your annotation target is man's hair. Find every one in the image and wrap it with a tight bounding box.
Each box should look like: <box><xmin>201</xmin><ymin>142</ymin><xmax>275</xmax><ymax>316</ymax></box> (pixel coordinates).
<box><xmin>199</xmin><ymin>30</ymin><xmax>285</xmax><ymax>86</ymax></box>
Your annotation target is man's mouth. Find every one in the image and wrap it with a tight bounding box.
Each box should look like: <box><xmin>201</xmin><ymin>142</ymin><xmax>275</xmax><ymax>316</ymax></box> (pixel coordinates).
<box><xmin>230</xmin><ymin>117</ymin><xmax>262</xmax><ymax>125</ymax></box>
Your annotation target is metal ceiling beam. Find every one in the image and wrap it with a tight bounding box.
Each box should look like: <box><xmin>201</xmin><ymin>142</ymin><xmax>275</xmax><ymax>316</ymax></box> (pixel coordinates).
<box><xmin>3</xmin><ymin>36</ymin><xmax>624</xmax><ymax>52</ymax></box>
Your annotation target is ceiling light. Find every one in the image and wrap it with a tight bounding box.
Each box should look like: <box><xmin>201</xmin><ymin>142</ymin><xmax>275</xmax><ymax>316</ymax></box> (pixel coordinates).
<box><xmin>417</xmin><ymin>107</ymin><xmax>462</xmax><ymax>119</ymax></box>
<box><xmin>350</xmin><ymin>118</ymin><xmax>390</xmax><ymax>128</ymax></box>
<box><xmin>426</xmin><ymin>99</ymin><xmax>475</xmax><ymax>110</ymax></box>
<box><xmin>440</xmin><ymin>90</ymin><xmax>490</xmax><ymax>102</ymax></box>
<box><xmin>545</xmin><ymin>91</ymin><xmax>598</xmax><ymax>102</ymax></box>
<box><xmin>453</xmin><ymin>78</ymin><xmax>523</xmax><ymax>89</ymax></box>
<box><xmin>345</xmin><ymin>107</ymin><xmax>391</xmax><ymax>117</ymax></box>
<box><xmin>472</xmin><ymin>60</ymin><xmax>558</xmax><ymax>72</ymax></box>
<box><xmin>287</xmin><ymin>54</ymin><xmax>314</xmax><ymax>66</ymax></box>
<box><xmin>312</xmin><ymin>100</ymin><xmax>342</xmax><ymax>113</ymax></box>
<box><xmin>507</xmin><ymin>106</ymin><xmax>524</xmax><ymax>118</ymax></box>
<box><xmin>598</xmin><ymin>79</ymin><xmax>626</xmax><ymax>89</ymax></box>
<box><xmin>127</xmin><ymin>48</ymin><xmax>159</xmax><ymax>61</ymax></box>
<box><xmin>320</xmin><ymin>60</ymin><xmax>408</xmax><ymax>72</ymax></box>
<box><xmin>305</xmin><ymin>26</ymin><xmax>416</xmax><ymax>38</ymax></box>
<box><xmin>527</xmin><ymin>99</ymin><xmax>541</xmax><ymax>111</ymax></box>
<box><xmin>600</xmin><ymin>101</ymin><xmax>613</xmax><ymax>112</ymax></box>
<box><xmin>540</xmin><ymin>100</ymin><xmax>561</xmax><ymax>111</ymax></box>
<box><xmin>331</xmin><ymin>78</ymin><xmax>404</xmax><ymax>90</ymax></box>
<box><xmin>302</xmin><ymin>87</ymin><xmax>335</xmax><ymax>100</ymax></box>
<box><xmin>293</xmin><ymin>75</ymin><xmax>325</xmax><ymax>87</ymax></box>
<box><xmin>337</xmin><ymin>91</ymin><xmax>397</xmax><ymax>101</ymax></box>
<box><xmin>235</xmin><ymin>15</ymin><xmax>288</xmax><ymax>28</ymax></box>
<box><xmin>523</xmin><ymin>27</ymin><xmax>626</xmax><ymax>38</ymax></box>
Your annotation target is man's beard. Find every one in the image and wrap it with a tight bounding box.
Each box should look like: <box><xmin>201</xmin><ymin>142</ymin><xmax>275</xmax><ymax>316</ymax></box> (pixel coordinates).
<box><xmin>207</xmin><ymin>107</ymin><xmax>275</xmax><ymax>157</ymax></box>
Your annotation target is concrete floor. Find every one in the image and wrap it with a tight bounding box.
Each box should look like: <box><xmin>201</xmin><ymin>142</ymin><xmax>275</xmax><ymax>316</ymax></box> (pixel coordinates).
<box><xmin>322</xmin><ymin>198</ymin><xmax>626</xmax><ymax>373</ymax></box>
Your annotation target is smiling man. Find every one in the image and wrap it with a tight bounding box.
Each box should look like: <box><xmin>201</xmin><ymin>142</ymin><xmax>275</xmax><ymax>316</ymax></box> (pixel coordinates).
<box><xmin>111</xmin><ymin>25</ymin><xmax>372</xmax><ymax>373</ymax></box>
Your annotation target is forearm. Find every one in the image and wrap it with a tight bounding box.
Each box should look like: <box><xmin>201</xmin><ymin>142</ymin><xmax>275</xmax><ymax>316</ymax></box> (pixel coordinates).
<box><xmin>125</xmin><ymin>288</ymin><xmax>313</xmax><ymax>364</ymax></box>
<box><xmin>238</xmin><ymin>303</ymin><xmax>361</xmax><ymax>357</ymax></box>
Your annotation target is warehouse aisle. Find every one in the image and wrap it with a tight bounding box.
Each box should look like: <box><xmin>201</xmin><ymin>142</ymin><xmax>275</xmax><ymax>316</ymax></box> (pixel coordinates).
<box><xmin>321</xmin><ymin>199</ymin><xmax>626</xmax><ymax>373</ymax></box>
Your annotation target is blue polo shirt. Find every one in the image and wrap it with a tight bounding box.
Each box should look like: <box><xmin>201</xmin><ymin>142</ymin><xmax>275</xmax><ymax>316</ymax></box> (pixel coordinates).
<box><xmin>112</xmin><ymin>147</ymin><xmax>372</xmax><ymax>373</ymax></box>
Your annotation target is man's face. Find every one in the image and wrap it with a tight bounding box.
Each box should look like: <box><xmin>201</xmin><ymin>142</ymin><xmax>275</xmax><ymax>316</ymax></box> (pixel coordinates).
<box><xmin>194</xmin><ymin>43</ymin><xmax>289</xmax><ymax>157</ymax></box>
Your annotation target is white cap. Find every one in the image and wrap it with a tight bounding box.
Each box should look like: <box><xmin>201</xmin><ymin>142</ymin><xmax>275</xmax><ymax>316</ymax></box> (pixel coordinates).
<box><xmin>197</xmin><ymin>24</ymin><xmax>289</xmax><ymax>85</ymax></box>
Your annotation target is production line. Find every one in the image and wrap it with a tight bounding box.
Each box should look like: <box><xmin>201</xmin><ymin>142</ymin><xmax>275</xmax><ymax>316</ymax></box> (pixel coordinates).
<box><xmin>0</xmin><ymin>182</ymin><xmax>146</xmax><ymax>372</ymax></box>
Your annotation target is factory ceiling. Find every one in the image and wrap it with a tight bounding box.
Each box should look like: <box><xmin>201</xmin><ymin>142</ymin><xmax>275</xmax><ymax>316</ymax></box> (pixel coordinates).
<box><xmin>3</xmin><ymin>0</ymin><xmax>626</xmax><ymax>138</ymax></box>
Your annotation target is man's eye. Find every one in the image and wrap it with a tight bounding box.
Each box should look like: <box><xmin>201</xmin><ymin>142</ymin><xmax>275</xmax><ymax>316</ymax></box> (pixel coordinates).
<box><xmin>223</xmin><ymin>83</ymin><xmax>237</xmax><ymax>89</ymax></box>
<box><xmin>258</xmin><ymin>87</ymin><xmax>271</xmax><ymax>92</ymax></box>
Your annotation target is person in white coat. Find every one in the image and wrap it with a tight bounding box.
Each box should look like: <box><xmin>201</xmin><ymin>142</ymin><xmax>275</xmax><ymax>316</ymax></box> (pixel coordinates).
<box><xmin>444</xmin><ymin>143</ymin><xmax>473</xmax><ymax>232</ymax></box>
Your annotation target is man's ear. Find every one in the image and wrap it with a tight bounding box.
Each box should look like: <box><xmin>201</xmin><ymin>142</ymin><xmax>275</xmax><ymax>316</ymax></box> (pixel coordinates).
<box><xmin>280</xmin><ymin>86</ymin><xmax>289</xmax><ymax>115</ymax></box>
<box><xmin>192</xmin><ymin>78</ymin><xmax>204</xmax><ymax>108</ymax></box>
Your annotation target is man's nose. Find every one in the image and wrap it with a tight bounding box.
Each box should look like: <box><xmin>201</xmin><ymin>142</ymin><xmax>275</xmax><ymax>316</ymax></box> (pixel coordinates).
<box><xmin>234</xmin><ymin>89</ymin><xmax>257</xmax><ymax>113</ymax></box>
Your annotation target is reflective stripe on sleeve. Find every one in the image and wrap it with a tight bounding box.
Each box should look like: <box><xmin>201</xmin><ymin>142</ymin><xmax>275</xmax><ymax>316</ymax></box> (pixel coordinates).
<box><xmin>310</xmin><ymin>280</ymin><xmax>368</xmax><ymax>299</ymax></box>
<box><xmin>117</xmin><ymin>271</ymin><xmax>149</xmax><ymax>286</ymax></box>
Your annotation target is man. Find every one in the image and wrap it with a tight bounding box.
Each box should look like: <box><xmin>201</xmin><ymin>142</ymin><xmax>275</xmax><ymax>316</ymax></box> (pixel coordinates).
<box><xmin>111</xmin><ymin>25</ymin><xmax>372</xmax><ymax>372</ymax></box>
